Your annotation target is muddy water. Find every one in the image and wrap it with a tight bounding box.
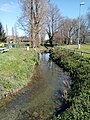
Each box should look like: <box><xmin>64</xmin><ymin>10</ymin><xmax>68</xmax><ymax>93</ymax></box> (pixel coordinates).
<box><xmin>0</xmin><ymin>53</ymin><xmax>71</xmax><ymax>120</ymax></box>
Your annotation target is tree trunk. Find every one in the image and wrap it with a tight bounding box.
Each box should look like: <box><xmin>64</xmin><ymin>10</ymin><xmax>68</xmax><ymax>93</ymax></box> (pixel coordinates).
<box><xmin>35</xmin><ymin>0</ymin><xmax>39</xmax><ymax>47</ymax></box>
<box><xmin>31</xmin><ymin>0</ymin><xmax>34</xmax><ymax>48</ymax></box>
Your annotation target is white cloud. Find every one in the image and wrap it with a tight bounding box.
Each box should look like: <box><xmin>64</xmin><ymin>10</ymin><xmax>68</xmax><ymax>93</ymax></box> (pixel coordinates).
<box><xmin>0</xmin><ymin>2</ymin><xmax>17</xmax><ymax>12</ymax></box>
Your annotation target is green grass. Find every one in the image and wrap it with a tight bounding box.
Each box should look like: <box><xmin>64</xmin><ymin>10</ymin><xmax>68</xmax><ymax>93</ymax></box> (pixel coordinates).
<box><xmin>51</xmin><ymin>48</ymin><xmax>90</xmax><ymax>120</ymax></box>
<box><xmin>0</xmin><ymin>48</ymin><xmax>38</xmax><ymax>93</ymax></box>
<box><xmin>59</xmin><ymin>44</ymin><xmax>90</xmax><ymax>58</ymax></box>
<box><xmin>61</xmin><ymin>44</ymin><xmax>90</xmax><ymax>51</ymax></box>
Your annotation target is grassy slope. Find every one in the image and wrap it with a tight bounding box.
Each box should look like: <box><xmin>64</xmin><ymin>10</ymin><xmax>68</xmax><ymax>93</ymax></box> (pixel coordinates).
<box><xmin>61</xmin><ymin>44</ymin><xmax>90</xmax><ymax>51</ymax></box>
<box><xmin>0</xmin><ymin>48</ymin><xmax>38</xmax><ymax>94</ymax></box>
<box><xmin>51</xmin><ymin>48</ymin><xmax>90</xmax><ymax>120</ymax></box>
<box><xmin>60</xmin><ymin>44</ymin><xmax>90</xmax><ymax>58</ymax></box>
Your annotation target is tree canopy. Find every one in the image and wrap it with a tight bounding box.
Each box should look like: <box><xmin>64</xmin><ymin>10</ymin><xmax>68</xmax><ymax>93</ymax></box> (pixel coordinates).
<box><xmin>0</xmin><ymin>22</ymin><xmax>7</xmax><ymax>43</ymax></box>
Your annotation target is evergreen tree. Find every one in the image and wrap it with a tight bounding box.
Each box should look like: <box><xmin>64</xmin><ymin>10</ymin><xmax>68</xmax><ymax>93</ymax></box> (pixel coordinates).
<box><xmin>0</xmin><ymin>22</ymin><xmax>7</xmax><ymax>42</ymax></box>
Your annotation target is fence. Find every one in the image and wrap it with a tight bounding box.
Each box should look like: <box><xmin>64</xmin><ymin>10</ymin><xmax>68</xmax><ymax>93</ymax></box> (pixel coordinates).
<box><xmin>57</xmin><ymin>46</ymin><xmax>90</xmax><ymax>57</ymax></box>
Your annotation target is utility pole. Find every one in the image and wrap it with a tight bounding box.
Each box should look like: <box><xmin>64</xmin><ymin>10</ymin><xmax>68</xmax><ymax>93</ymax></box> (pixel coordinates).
<box><xmin>78</xmin><ymin>1</ymin><xmax>84</xmax><ymax>49</ymax></box>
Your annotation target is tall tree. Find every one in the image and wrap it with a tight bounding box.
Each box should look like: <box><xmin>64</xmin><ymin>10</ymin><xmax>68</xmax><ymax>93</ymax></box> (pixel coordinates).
<box><xmin>0</xmin><ymin>22</ymin><xmax>7</xmax><ymax>43</ymax></box>
<box><xmin>79</xmin><ymin>17</ymin><xmax>88</xmax><ymax>43</ymax></box>
<box><xmin>19</xmin><ymin>0</ymin><xmax>48</xmax><ymax>47</ymax></box>
<box><xmin>87</xmin><ymin>8</ymin><xmax>90</xmax><ymax>29</ymax></box>
<box><xmin>46</xmin><ymin>3</ymin><xmax>63</xmax><ymax>46</ymax></box>
<box><xmin>61</xmin><ymin>18</ymin><xmax>73</xmax><ymax>44</ymax></box>
<box><xmin>6</xmin><ymin>25</ymin><xmax>8</xmax><ymax>36</ymax></box>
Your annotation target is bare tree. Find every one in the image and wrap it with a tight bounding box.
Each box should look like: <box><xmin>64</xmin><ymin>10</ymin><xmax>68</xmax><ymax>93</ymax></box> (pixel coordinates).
<box><xmin>12</xmin><ymin>27</ymin><xmax>15</xmax><ymax>41</ymax></box>
<box><xmin>60</xmin><ymin>18</ymin><xmax>74</xmax><ymax>45</ymax></box>
<box><xmin>46</xmin><ymin>3</ymin><xmax>63</xmax><ymax>46</ymax></box>
<box><xmin>6</xmin><ymin>25</ymin><xmax>8</xmax><ymax>36</ymax></box>
<box><xmin>59</xmin><ymin>18</ymin><xmax>79</xmax><ymax>45</ymax></box>
<box><xmin>87</xmin><ymin>8</ymin><xmax>90</xmax><ymax>29</ymax></box>
<box><xmin>86</xmin><ymin>8</ymin><xmax>90</xmax><ymax>42</ymax></box>
<box><xmin>18</xmin><ymin>0</ymin><xmax>48</xmax><ymax>48</ymax></box>
<box><xmin>79</xmin><ymin>17</ymin><xmax>88</xmax><ymax>43</ymax></box>
<box><xmin>14</xmin><ymin>24</ymin><xmax>19</xmax><ymax>43</ymax></box>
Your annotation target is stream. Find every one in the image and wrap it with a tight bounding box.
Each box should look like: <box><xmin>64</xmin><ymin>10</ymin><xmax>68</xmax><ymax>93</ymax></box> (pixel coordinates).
<box><xmin>0</xmin><ymin>53</ymin><xmax>71</xmax><ymax>120</ymax></box>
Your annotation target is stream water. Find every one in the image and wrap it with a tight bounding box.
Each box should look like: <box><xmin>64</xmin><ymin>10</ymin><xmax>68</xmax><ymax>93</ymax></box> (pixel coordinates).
<box><xmin>0</xmin><ymin>53</ymin><xmax>71</xmax><ymax>120</ymax></box>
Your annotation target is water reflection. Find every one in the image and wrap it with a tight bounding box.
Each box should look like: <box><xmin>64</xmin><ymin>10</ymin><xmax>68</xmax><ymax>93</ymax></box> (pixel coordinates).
<box><xmin>0</xmin><ymin>53</ymin><xmax>71</xmax><ymax>120</ymax></box>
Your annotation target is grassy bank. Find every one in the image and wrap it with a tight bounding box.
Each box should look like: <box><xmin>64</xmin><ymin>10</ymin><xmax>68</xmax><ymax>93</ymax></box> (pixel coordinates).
<box><xmin>0</xmin><ymin>48</ymin><xmax>38</xmax><ymax>99</ymax></box>
<box><xmin>50</xmin><ymin>47</ymin><xmax>90</xmax><ymax>120</ymax></box>
<box><xmin>59</xmin><ymin>44</ymin><xmax>90</xmax><ymax>58</ymax></box>
<box><xmin>60</xmin><ymin>44</ymin><xmax>90</xmax><ymax>51</ymax></box>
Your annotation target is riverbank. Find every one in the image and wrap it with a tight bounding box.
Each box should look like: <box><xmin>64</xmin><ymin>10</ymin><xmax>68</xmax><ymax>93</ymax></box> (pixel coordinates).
<box><xmin>58</xmin><ymin>44</ymin><xmax>90</xmax><ymax>58</ymax></box>
<box><xmin>50</xmin><ymin>47</ymin><xmax>90</xmax><ymax>120</ymax></box>
<box><xmin>0</xmin><ymin>48</ymin><xmax>38</xmax><ymax>100</ymax></box>
<box><xmin>0</xmin><ymin>51</ymin><xmax>72</xmax><ymax>120</ymax></box>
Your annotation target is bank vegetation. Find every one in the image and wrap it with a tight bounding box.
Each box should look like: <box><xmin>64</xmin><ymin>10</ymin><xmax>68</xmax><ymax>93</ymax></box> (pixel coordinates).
<box><xmin>0</xmin><ymin>48</ymin><xmax>38</xmax><ymax>100</ymax></box>
<box><xmin>50</xmin><ymin>47</ymin><xmax>90</xmax><ymax>120</ymax></box>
